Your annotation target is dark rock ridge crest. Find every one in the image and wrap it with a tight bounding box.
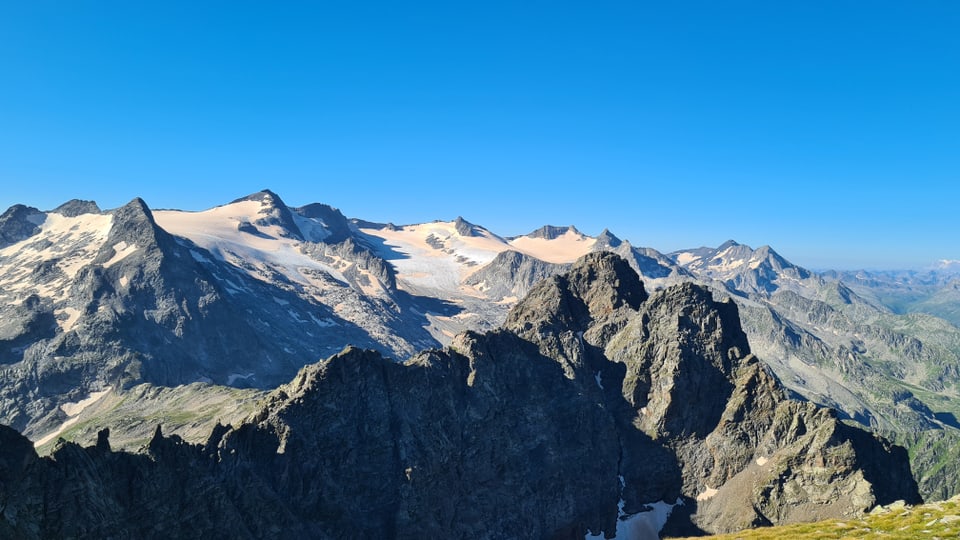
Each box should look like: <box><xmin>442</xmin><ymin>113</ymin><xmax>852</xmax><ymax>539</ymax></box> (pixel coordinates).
<box><xmin>51</xmin><ymin>199</ymin><xmax>101</xmax><ymax>217</ymax></box>
<box><xmin>0</xmin><ymin>253</ymin><xmax>919</xmax><ymax>539</ymax></box>
<box><xmin>0</xmin><ymin>204</ymin><xmax>43</xmax><ymax>248</ymax></box>
<box><xmin>514</xmin><ymin>224</ymin><xmax>582</xmax><ymax>240</ymax></box>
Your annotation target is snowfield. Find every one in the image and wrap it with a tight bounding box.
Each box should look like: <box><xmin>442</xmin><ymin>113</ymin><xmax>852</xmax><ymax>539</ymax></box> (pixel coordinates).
<box><xmin>0</xmin><ymin>211</ymin><xmax>114</xmax><ymax>307</ymax></box>
<box><xmin>154</xmin><ymin>199</ymin><xmax>350</xmax><ymax>290</ymax></box>
<box><xmin>507</xmin><ymin>228</ymin><xmax>597</xmax><ymax>264</ymax></box>
<box><xmin>359</xmin><ymin>221</ymin><xmax>598</xmax><ymax>295</ymax></box>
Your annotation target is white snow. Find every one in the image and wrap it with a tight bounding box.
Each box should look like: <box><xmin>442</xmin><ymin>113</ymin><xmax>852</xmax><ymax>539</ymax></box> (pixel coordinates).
<box><xmin>595</xmin><ymin>371</ymin><xmax>604</xmax><ymax>390</ymax></box>
<box><xmin>33</xmin><ymin>387</ymin><xmax>112</xmax><ymax>448</ymax></box>
<box><xmin>0</xmin><ymin>212</ymin><xmax>114</xmax><ymax>307</ymax></box>
<box><xmin>584</xmin><ymin>473</ymin><xmax>679</xmax><ymax>539</ymax></box>
<box><xmin>708</xmin><ymin>255</ymin><xmax>748</xmax><ymax>274</ymax></box>
<box><xmin>696</xmin><ymin>486</ymin><xmax>719</xmax><ymax>501</ymax></box>
<box><xmin>508</xmin><ymin>229</ymin><xmax>596</xmax><ymax>264</ymax></box>
<box><xmin>154</xmin><ymin>200</ymin><xmax>349</xmax><ymax>291</ymax></box>
<box><xmin>290</xmin><ymin>211</ymin><xmax>331</xmax><ymax>243</ymax></box>
<box><xmin>58</xmin><ymin>254</ymin><xmax>95</xmax><ymax>279</ymax></box>
<box><xmin>361</xmin><ymin>221</ymin><xmax>603</xmax><ymax>295</ymax></box>
<box><xmin>219</xmin><ymin>278</ymin><xmax>245</xmax><ymax>295</ymax></box>
<box><xmin>227</xmin><ymin>372</ymin><xmax>255</xmax><ymax>385</ymax></box>
<box><xmin>102</xmin><ymin>241</ymin><xmax>139</xmax><ymax>268</ymax></box>
<box><xmin>0</xmin><ymin>212</ymin><xmax>113</xmax><ymax>281</ymax></box>
<box><xmin>33</xmin><ymin>417</ymin><xmax>81</xmax><ymax>448</ymax></box>
<box><xmin>359</xmin><ymin>221</ymin><xmax>509</xmax><ymax>292</ymax></box>
<box><xmin>674</xmin><ymin>252</ymin><xmax>699</xmax><ymax>266</ymax></box>
<box><xmin>60</xmin><ymin>387</ymin><xmax>112</xmax><ymax>416</ymax></box>
<box><xmin>189</xmin><ymin>249</ymin><xmax>211</xmax><ymax>263</ymax></box>
<box><xmin>54</xmin><ymin>306</ymin><xmax>82</xmax><ymax>332</ymax></box>
<box><xmin>309</xmin><ymin>314</ymin><xmax>336</xmax><ymax>328</ymax></box>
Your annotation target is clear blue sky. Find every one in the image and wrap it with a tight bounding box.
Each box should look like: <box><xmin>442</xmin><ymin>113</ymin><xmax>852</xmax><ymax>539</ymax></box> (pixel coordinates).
<box><xmin>1</xmin><ymin>2</ymin><xmax>957</xmax><ymax>269</ymax></box>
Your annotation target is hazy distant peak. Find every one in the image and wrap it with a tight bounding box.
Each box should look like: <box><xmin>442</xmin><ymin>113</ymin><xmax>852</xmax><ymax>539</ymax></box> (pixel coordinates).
<box><xmin>935</xmin><ymin>259</ymin><xmax>960</xmax><ymax>272</ymax></box>
<box><xmin>717</xmin><ymin>239</ymin><xmax>740</xmax><ymax>250</ymax></box>
<box><xmin>595</xmin><ymin>228</ymin><xmax>622</xmax><ymax>248</ymax></box>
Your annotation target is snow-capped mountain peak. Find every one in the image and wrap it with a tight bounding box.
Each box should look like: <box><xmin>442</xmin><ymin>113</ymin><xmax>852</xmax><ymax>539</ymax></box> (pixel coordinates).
<box><xmin>152</xmin><ymin>193</ymin><xmax>356</xmax><ymax>294</ymax></box>
<box><xmin>670</xmin><ymin>240</ymin><xmax>814</xmax><ymax>296</ymax></box>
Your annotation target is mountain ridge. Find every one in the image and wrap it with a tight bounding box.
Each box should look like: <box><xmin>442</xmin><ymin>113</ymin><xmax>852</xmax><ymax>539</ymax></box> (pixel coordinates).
<box><xmin>1</xmin><ymin>189</ymin><xmax>959</xmax><ymax>506</ymax></box>
<box><xmin>0</xmin><ymin>252</ymin><xmax>921</xmax><ymax>538</ymax></box>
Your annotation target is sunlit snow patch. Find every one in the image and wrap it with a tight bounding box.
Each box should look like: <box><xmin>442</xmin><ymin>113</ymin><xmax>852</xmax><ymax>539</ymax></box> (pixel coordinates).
<box><xmin>33</xmin><ymin>387</ymin><xmax>112</xmax><ymax>448</ymax></box>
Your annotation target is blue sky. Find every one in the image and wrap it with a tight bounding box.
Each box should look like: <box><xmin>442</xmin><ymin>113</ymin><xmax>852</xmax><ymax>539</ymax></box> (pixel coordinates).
<box><xmin>1</xmin><ymin>2</ymin><xmax>957</xmax><ymax>269</ymax></box>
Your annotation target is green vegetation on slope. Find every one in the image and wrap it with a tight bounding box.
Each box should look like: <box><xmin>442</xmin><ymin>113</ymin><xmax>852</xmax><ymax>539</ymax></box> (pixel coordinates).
<box><xmin>34</xmin><ymin>382</ymin><xmax>264</xmax><ymax>455</ymax></box>
<box><xmin>670</xmin><ymin>496</ymin><xmax>960</xmax><ymax>540</ymax></box>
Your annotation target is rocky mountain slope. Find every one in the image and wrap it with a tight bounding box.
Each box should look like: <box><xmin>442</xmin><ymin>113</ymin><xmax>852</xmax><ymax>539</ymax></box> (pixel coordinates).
<box><xmin>669</xmin><ymin>241</ymin><xmax>960</xmax><ymax>500</ymax></box>
<box><xmin>0</xmin><ymin>253</ymin><xmax>919</xmax><ymax>539</ymax></box>
<box><xmin>1</xmin><ymin>189</ymin><xmax>958</xmax><ymax>505</ymax></box>
<box><xmin>674</xmin><ymin>496</ymin><xmax>960</xmax><ymax>540</ymax></box>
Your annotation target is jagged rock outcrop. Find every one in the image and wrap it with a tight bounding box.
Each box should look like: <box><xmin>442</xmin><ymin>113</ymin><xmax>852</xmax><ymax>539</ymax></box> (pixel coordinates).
<box><xmin>0</xmin><ymin>252</ymin><xmax>919</xmax><ymax>538</ymax></box>
<box><xmin>51</xmin><ymin>199</ymin><xmax>101</xmax><ymax>218</ymax></box>
<box><xmin>299</xmin><ymin>236</ymin><xmax>398</xmax><ymax>293</ymax></box>
<box><xmin>453</xmin><ymin>216</ymin><xmax>480</xmax><ymax>236</ymax></box>
<box><xmin>516</xmin><ymin>224</ymin><xmax>581</xmax><ymax>240</ymax></box>
<box><xmin>464</xmin><ymin>250</ymin><xmax>568</xmax><ymax>302</ymax></box>
<box><xmin>0</xmin><ymin>204</ymin><xmax>43</xmax><ymax>248</ymax></box>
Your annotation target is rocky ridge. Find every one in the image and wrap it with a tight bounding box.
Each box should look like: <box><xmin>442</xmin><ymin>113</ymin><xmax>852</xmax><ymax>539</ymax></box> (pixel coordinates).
<box><xmin>0</xmin><ymin>253</ymin><xmax>919</xmax><ymax>539</ymax></box>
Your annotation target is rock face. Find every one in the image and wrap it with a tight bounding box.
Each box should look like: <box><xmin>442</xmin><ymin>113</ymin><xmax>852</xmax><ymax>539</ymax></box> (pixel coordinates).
<box><xmin>0</xmin><ymin>253</ymin><xmax>919</xmax><ymax>538</ymax></box>
<box><xmin>670</xmin><ymin>240</ymin><xmax>960</xmax><ymax>501</ymax></box>
<box><xmin>0</xmin><ymin>204</ymin><xmax>43</xmax><ymax>248</ymax></box>
<box><xmin>464</xmin><ymin>250</ymin><xmax>568</xmax><ymax>302</ymax></box>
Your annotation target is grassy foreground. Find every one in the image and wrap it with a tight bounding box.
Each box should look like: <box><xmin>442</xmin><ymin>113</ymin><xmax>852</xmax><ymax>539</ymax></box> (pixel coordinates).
<box><xmin>670</xmin><ymin>496</ymin><xmax>960</xmax><ymax>540</ymax></box>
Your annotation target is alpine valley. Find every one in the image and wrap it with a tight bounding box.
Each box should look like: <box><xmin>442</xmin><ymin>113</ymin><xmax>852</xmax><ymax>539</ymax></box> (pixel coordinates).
<box><xmin>1</xmin><ymin>189</ymin><xmax>958</xmax><ymax>539</ymax></box>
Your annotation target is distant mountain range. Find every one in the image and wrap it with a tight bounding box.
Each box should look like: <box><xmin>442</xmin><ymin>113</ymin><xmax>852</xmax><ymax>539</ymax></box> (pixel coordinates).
<box><xmin>1</xmin><ymin>189</ymin><xmax>959</xmax><ymax>511</ymax></box>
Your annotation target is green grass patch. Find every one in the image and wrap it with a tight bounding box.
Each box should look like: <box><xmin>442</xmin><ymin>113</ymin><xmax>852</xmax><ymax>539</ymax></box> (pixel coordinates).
<box><xmin>669</xmin><ymin>497</ymin><xmax>960</xmax><ymax>539</ymax></box>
